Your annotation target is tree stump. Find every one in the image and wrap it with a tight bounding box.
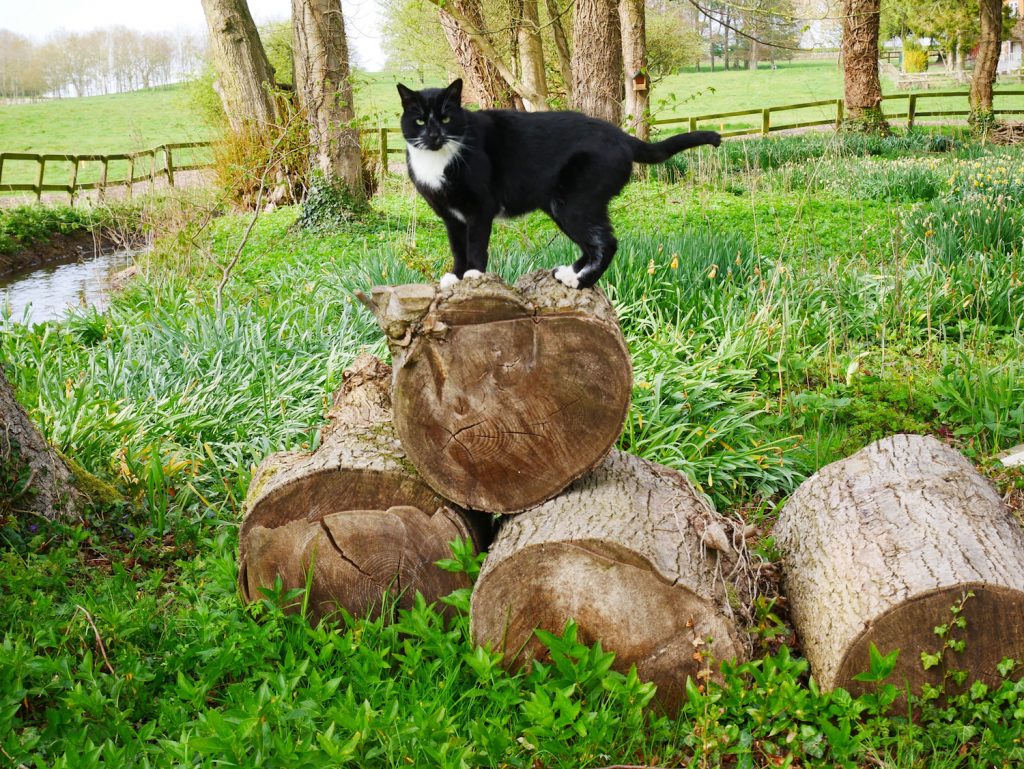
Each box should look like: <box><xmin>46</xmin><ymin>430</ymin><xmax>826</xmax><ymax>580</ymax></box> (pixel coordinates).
<box><xmin>238</xmin><ymin>355</ymin><xmax>491</xmax><ymax>624</ymax></box>
<box><xmin>358</xmin><ymin>270</ymin><xmax>632</xmax><ymax>514</ymax></box>
<box><xmin>775</xmin><ymin>434</ymin><xmax>1024</xmax><ymax>694</ymax></box>
<box><xmin>469</xmin><ymin>449</ymin><xmax>748</xmax><ymax>710</ymax></box>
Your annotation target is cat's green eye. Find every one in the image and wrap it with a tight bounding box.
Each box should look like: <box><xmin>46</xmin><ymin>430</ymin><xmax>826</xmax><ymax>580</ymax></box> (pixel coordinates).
<box><xmin>441</xmin><ymin>116</ymin><xmax>451</xmax><ymax>124</ymax></box>
<box><xmin>415</xmin><ymin>118</ymin><xmax>425</xmax><ymax>126</ymax></box>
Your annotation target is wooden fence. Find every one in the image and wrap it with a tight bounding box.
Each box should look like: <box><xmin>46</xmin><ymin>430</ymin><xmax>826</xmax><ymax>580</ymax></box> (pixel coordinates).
<box><xmin>651</xmin><ymin>88</ymin><xmax>1024</xmax><ymax>138</ymax></box>
<box><xmin>3</xmin><ymin>89</ymin><xmax>1023</xmax><ymax>202</ymax></box>
<box><xmin>0</xmin><ymin>142</ymin><xmax>212</xmax><ymax>202</ymax></box>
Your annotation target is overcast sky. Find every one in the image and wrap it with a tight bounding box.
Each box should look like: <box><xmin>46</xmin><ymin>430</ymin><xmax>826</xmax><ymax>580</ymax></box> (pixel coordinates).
<box><xmin>1</xmin><ymin>0</ymin><xmax>387</xmax><ymax>70</ymax></box>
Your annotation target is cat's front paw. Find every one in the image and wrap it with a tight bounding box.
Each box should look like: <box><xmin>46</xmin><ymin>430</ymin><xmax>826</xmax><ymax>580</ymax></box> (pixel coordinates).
<box><xmin>553</xmin><ymin>265</ymin><xmax>580</xmax><ymax>289</ymax></box>
<box><xmin>439</xmin><ymin>272</ymin><xmax>460</xmax><ymax>289</ymax></box>
<box><xmin>462</xmin><ymin>269</ymin><xmax>484</xmax><ymax>280</ymax></box>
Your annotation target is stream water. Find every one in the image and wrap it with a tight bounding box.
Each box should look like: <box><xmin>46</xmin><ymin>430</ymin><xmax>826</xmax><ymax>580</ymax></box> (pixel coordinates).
<box><xmin>0</xmin><ymin>248</ymin><xmax>135</xmax><ymax>324</ymax></box>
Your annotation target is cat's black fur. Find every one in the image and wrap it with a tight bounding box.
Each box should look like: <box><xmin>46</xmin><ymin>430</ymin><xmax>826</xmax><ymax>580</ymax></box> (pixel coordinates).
<box><xmin>397</xmin><ymin>79</ymin><xmax>720</xmax><ymax>289</ymax></box>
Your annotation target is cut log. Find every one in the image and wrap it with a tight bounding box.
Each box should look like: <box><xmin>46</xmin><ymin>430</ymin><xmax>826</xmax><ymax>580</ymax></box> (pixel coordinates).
<box><xmin>469</xmin><ymin>449</ymin><xmax>748</xmax><ymax>710</ymax></box>
<box><xmin>358</xmin><ymin>270</ymin><xmax>632</xmax><ymax>514</ymax></box>
<box><xmin>775</xmin><ymin>434</ymin><xmax>1024</xmax><ymax>694</ymax></box>
<box><xmin>238</xmin><ymin>354</ymin><xmax>492</xmax><ymax>623</ymax></box>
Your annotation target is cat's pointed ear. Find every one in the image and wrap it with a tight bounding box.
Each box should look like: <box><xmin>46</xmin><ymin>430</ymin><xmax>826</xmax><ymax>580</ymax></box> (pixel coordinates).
<box><xmin>446</xmin><ymin>78</ymin><xmax>463</xmax><ymax>105</ymax></box>
<box><xmin>396</xmin><ymin>83</ymin><xmax>417</xmax><ymax>109</ymax></box>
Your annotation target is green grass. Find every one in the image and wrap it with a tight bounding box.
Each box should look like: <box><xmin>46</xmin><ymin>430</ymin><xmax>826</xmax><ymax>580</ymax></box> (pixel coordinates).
<box><xmin>0</xmin><ymin>85</ymin><xmax>214</xmax><ymax>154</ymax></box>
<box><xmin>2</xmin><ymin>129</ymin><xmax>1024</xmax><ymax>767</ymax></box>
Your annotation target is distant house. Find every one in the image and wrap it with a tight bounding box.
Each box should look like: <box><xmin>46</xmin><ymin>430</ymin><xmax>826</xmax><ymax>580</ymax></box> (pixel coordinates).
<box><xmin>1000</xmin><ymin>0</ymin><xmax>1023</xmax><ymax>73</ymax></box>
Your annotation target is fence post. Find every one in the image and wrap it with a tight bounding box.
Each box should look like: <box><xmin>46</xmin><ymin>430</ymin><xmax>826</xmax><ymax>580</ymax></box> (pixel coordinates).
<box><xmin>99</xmin><ymin>157</ymin><xmax>109</xmax><ymax>201</ymax></box>
<box><xmin>165</xmin><ymin>146</ymin><xmax>175</xmax><ymax>187</ymax></box>
<box><xmin>0</xmin><ymin>154</ymin><xmax>5</xmax><ymax>189</ymax></box>
<box><xmin>148</xmin><ymin>150</ymin><xmax>156</xmax><ymax>190</ymax></box>
<box><xmin>762</xmin><ymin>108</ymin><xmax>771</xmax><ymax>135</ymax></box>
<box><xmin>907</xmin><ymin>95</ymin><xmax>917</xmax><ymax>129</ymax></box>
<box><xmin>69</xmin><ymin>156</ymin><xmax>80</xmax><ymax>204</ymax></box>
<box><xmin>36</xmin><ymin>157</ymin><xmax>45</xmax><ymax>202</ymax></box>
<box><xmin>379</xmin><ymin>127</ymin><xmax>388</xmax><ymax>188</ymax></box>
<box><xmin>835</xmin><ymin>98</ymin><xmax>844</xmax><ymax>130</ymax></box>
<box><xmin>127</xmin><ymin>156</ymin><xmax>134</xmax><ymax>199</ymax></box>
<box><xmin>689</xmin><ymin>116</ymin><xmax>697</xmax><ymax>133</ymax></box>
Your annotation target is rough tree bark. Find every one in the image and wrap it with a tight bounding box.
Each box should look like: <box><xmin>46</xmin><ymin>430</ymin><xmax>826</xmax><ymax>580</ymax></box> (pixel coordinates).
<box><xmin>292</xmin><ymin>0</ymin><xmax>364</xmax><ymax>197</ymax></box>
<box><xmin>471</xmin><ymin>449</ymin><xmax>749</xmax><ymax>711</ymax></box>
<box><xmin>200</xmin><ymin>0</ymin><xmax>280</xmax><ymax>131</ymax></box>
<box><xmin>545</xmin><ymin>0</ymin><xmax>574</xmax><ymax>101</ymax></box>
<box><xmin>238</xmin><ymin>355</ymin><xmax>491</xmax><ymax>624</ymax></box>
<box><xmin>572</xmin><ymin>0</ymin><xmax>623</xmax><ymax>124</ymax></box>
<box><xmin>618</xmin><ymin>0</ymin><xmax>648</xmax><ymax>139</ymax></box>
<box><xmin>0</xmin><ymin>370</ymin><xmax>80</xmax><ymax>521</ymax></box>
<box><xmin>970</xmin><ymin>0</ymin><xmax>1003</xmax><ymax>117</ymax></box>
<box><xmin>775</xmin><ymin>434</ymin><xmax>1024</xmax><ymax>694</ymax></box>
<box><xmin>435</xmin><ymin>0</ymin><xmax>517</xmax><ymax>108</ymax></box>
<box><xmin>358</xmin><ymin>271</ymin><xmax>632</xmax><ymax>514</ymax></box>
<box><xmin>517</xmin><ymin>0</ymin><xmax>549</xmax><ymax>110</ymax></box>
<box><xmin>840</xmin><ymin>0</ymin><xmax>888</xmax><ymax>129</ymax></box>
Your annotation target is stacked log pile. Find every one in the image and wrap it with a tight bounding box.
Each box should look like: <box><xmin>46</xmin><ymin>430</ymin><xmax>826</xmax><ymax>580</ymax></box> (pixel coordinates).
<box><xmin>239</xmin><ymin>270</ymin><xmax>1024</xmax><ymax>706</ymax></box>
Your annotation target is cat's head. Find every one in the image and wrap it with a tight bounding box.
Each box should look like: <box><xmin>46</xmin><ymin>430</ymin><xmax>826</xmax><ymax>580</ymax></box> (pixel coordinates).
<box><xmin>396</xmin><ymin>79</ymin><xmax>466</xmax><ymax>151</ymax></box>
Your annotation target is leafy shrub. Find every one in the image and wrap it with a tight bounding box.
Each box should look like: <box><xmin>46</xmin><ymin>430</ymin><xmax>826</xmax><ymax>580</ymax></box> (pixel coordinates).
<box><xmin>0</xmin><ymin>204</ymin><xmax>97</xmax><ymax>254</ymax></box>
<box><xmin>211</xmin><ymin>114</ymin><xmax>311</xmax><ymax>209</ymax></box>
<box><xmin>903</xmin><ymin>38</ymin><xmax>929</xmax><ymax>73</ymax></box>
<box><xmin>296</xmin><ymin>173</ymin><xmax>372</xmax><ymax>232</ymax></box>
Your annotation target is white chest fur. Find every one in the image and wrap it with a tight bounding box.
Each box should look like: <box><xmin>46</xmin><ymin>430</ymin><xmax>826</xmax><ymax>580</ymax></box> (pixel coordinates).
<box><xmin>407</xmin><ymin>142</ymin><xmax>461</xmax><ymax>191</ymax></box>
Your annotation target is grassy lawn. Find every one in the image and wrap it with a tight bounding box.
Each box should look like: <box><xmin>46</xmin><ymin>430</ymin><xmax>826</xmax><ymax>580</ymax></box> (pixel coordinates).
<box><xmin>2</xmin><ymin>128</ymin><xmax>1024</xmax><ymax>767</ymax></box>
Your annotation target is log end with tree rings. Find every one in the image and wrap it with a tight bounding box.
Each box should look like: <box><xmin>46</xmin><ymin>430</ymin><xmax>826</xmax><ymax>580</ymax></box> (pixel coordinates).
<box><xmin>360</xmin><ymin>271</ymin><xmax>632</xmax><ymax>514</ymax></box>
<box><xmin>470</xmin><ymin>450</ymin><xmax>750</xmax><ymax>711</ymax></box>
<box><xmin>775</xmin><ymin>433</ymin><xmax>1024</xmax><ymax>695</ymax></box>
<box><xmin>238</xmin><ymin>355</ymin><xmax>492</xmax><ymax>624</ymax></box>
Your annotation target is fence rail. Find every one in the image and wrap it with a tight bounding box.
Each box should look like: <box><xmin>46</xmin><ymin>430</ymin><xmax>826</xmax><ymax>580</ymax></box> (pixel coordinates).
<box><xmin>652</xmin><ymin>88</ymin><xmax>1024</xmax><ymax>136</ymax></box>
<box><xmin>4</xmin><ymin>88</ymin><xmax>1023</xmax><ymax>203</ymax></box>
<box><xmin>0</xmin><ymin>141</ymin><xmax>213</xmax><ymax>202</ymax></box>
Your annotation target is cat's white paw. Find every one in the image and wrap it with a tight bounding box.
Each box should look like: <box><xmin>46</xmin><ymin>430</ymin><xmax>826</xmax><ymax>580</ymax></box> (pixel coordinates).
<box><xmin>439</xmin><ymin>272</ymin><xmax>460</xmax><ymax>289</ymax></box>
<box><xmin>463</xmin><ymin>269</ymin><xmax>483</xmax><ymax>280</ymax></box>
<box><xmin>553</xmin><ymin>265</ymin><xmax>580</xmax><ymax>289</ymax></box>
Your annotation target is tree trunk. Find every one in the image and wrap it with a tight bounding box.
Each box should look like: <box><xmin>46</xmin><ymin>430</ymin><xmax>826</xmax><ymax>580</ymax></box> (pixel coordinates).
<box><xmin>723</xmin><ymin>10</ymin><xmax>730</xmax><ymax>70</ymax></box>
<box><xmin>748</xmin><ymin>39</ymin><xmax>758</xmax><ymax>70</ymax></box>
<box><xmin>970</xmin><ymin>0</ymin><xmax>1002</xmax><ymax>116</ymax></box>
<box><xmin>618</xmin><ymin>0</ymin><xmax>648</xmax><ymax>139</ymax></box>
<box><xmin>517</xmin><ymin>0</ymin><xmax>549</xmax><ymax>110</ymax></box>
<box><xmin>200</xmin><ymin>0</ymin><xmax>280</xmax><ymax>131</ymax></box>
<box><xmin>0</xmin><ymin>370</ymin><xmax>80</xmax><ymax>521</ymax></box>
<box><xmin>292</xmin><ymin>0</ymin><xmax>364</xmax><ymax>197</ymax></box>
<box><xmin>571</xmin><ymin>0</ymin><xmax>622</xmax><ymax>124</ymax></box>
<box><xmin>238</xmin><ymin>355</ymin><xmax>492</xmax><ymax>624</ymax></box>
<box><xmin>470</xmin><ymin>449</ymin><xmax>748</xmax><ymax>712</ymax></box>
<box><xmin>436</xmin><ymin>0</ymin><xmax>517</xmax><ymax>108</ymax></box>
<box><xmin>774</xmin><ymin>434</ymin><xmax>1024</xmax><ymax>694</ymax></box>
<box><xmin>545</xmin><ymin>0</ymin><xmax>574</xmax><ymax>101</ymax></box>
<box><xmin>358</xmin><ymin>271</ymin><xmax>632</xmax><ymax>514</ymax></box>
<box><xmin>840</xmin><ymin>0</ymin><xmax>887</xmax><ymax>128</ymax></box>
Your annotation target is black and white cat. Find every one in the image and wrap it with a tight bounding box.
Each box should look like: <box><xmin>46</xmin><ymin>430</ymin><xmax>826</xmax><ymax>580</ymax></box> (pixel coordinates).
<box><xmin>397</xmin><ymin>79</ymin><xmax>721</xmax><ymax>290</ymax></box>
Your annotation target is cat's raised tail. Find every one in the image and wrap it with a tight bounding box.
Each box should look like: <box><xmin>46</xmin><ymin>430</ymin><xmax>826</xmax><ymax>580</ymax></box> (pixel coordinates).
<box><xmin>629</xmin><ymin>130</ymin><xmax>722</xmax><ymax>164</ymax></box>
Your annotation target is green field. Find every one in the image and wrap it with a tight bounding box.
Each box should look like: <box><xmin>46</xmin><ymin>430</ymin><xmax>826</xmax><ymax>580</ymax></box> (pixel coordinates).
<box><xmin>0</xmin><ymin>85</ymin><xmax>216</xmax><ymax>193</ymax></box>
<box><xmin>2</xmin><ymin>128</ymin><xmax>1024</xmax><ymax>766</ymax></box>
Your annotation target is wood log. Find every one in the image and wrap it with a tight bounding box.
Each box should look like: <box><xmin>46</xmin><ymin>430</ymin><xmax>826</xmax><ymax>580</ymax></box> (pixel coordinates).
<box><xmin>469</xmin><ymin>449</ymin><xmax>748</xmax><ymax>710</ymax></box>
<box><xmin>775</xmin><ymin>434</ymin><xmax>1024</xmax><ymax>694</ymax></box>
<box><xmin>358</xmin><ymin>270</ymin><xmax>632</xmax><ymax>514</ymax></box>
<box><xmin>238</xmin><ymin>354</ymin><xmax>491</xmax><ymax>623</ymax></box>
